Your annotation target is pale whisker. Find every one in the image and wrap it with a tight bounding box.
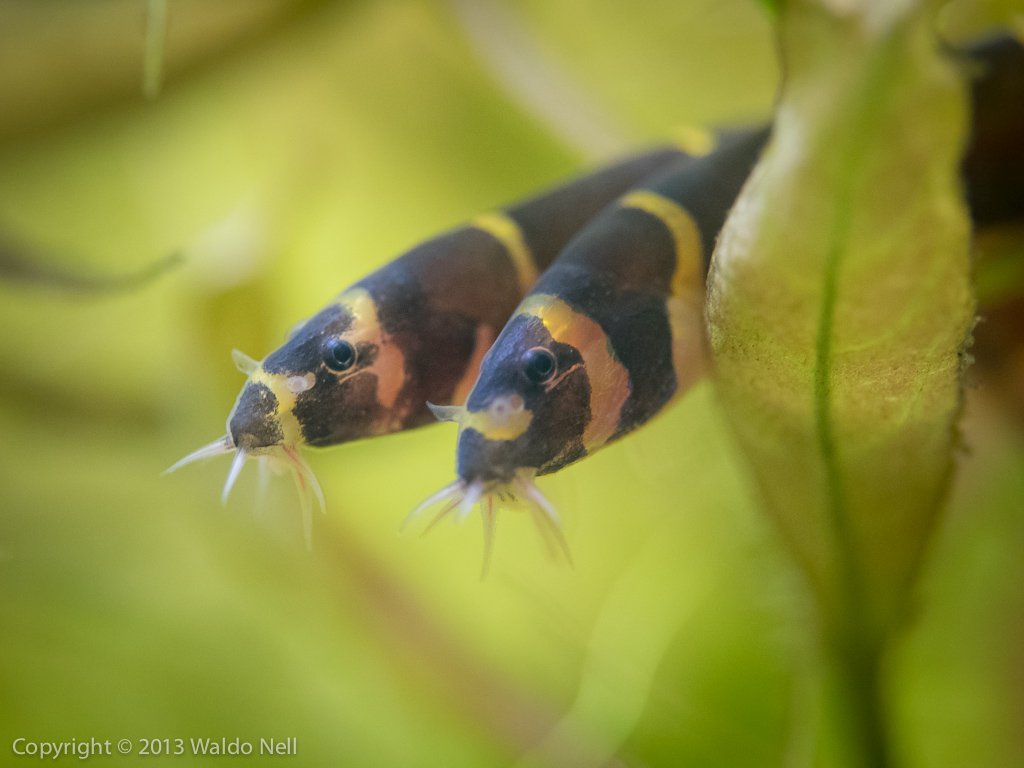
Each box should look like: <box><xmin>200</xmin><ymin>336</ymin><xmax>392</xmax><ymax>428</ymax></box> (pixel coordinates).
<box><xmin>167</xmin><ymin>432</ymin><xmax>328</xmax><ymax>549</ymax></box>
<box><xmin>163</xmin><ymin>435</ymin><xmax>233</xmax><ymax>475</ymax></box>
<box><xmin>283</xmin><ymin>445</ymin><xmax>325</xmax><ymax>515</ymax></box>
<box><xmin>516</xmin><ymin>476</ymin><xmax>573</xmax><ymax>566</ymax></box>
<box><xmin>526</xmin><ymin>505</ymin><xmax>560</xmax><ymax>561</ymax></box>
<box><xmin>406</xmin><ymin>476</ymin><xmax>570</xmax><ymax>573</ymax></box>
<box><xmin>455</xmin><ymin>481</ymin><xmax>484</xmax><ymax>523</ymax></box>
<box><xmin>221</xmin><ymin>450</ymin><xmax>248</xmax><ymax>505</ymax></box>
<box><xmin>403</xmin><ymin>481</ymin><xmax>462</xmax><ymax>532</ymax></box>
<box><xmin>231</xmin><ymin>349</ymin><xmax>259</xmax><ymax>376</ymax></box>
<box><xmin>422</xmin><ymin>497</ymin><xmax>462</xmax><ymax>537</ymax></box>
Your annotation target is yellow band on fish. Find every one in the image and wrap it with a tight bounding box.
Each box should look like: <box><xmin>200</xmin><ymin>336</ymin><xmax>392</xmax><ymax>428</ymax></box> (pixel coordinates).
<box><xmin>619</xmin><ymin>190</ymin><xmax>703</xmax><ymax>298</ymax></box>
<box><xmin>460</xmin><ymin>395</ymin><xmax>533</xmax><ymax>441</ymax></box>
<box><xmin>249</xmin><ymin>368</ymin><xmax>305</xmax><ymax>445</ymax></box>
<box><xmin>672</xmin><ymin>124</ymin><xmax>717</xmax><ymax>157</ymax></box>
<box><xmin>473</xmin><ymin>212</ymin><xmax>538</xmax><ymax>295</ymax></box>
<box><xmin>517</xmin><ymin>294</ymin><xmax>630</xmax><ymax>452</ymax></box>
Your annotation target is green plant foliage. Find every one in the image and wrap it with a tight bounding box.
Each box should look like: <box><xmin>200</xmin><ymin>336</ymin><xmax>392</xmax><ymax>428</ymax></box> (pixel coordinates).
<box><xmin>709</xmin><ymin>0</ymin><xmax>973</xmax><ymax>641</ymax></box>
<box><xmin>708</xmin><ymin>0</ymin><xmax>988</xmax><ymax>764</ymax></box>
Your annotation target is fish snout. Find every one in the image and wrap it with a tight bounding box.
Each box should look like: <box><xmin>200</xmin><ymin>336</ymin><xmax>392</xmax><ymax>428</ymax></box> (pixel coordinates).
<box><xmin>456</xmin><ymin>424</ymin><xmax>522</xmax><ymax>485</ymax></box>
<box><xmin>228</xmin><ymin>382</ymin><xmax>284</xmax><ymax>450</ymax></box>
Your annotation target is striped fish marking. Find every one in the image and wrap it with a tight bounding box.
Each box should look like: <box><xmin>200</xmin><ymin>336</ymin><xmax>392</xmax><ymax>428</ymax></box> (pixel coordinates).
<box><xmin>168</xmin><ymin>145</ymin><xmax>694</xmax><ymax>527</ymax></box>
<box><xmin>229</xmin><ymin>145</ymin><xmax>690</xmax><ymax>455</ymax></box>
<box><xmin>471</xmin><ymin>211</ymin><xmax>539</xmax><ymax>293</ymax></box>
<box><xmin>418</xmin><ymin>131</ymin><xmax>770</xmax><ymax>537</ymax></box>
<box><xmin>519</xmin><ymin>294</ymin><xmax>630</xmax><ymax>457</ymax></box>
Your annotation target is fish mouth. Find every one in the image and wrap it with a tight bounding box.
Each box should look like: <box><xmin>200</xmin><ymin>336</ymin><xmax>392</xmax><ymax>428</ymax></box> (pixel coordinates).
<box><xmin>429</xmin><ymin>400</ymin><xmax>535</xmax><ymax>484</ymax></box>
<box><xmin>228</xmin><ymin>381</ymin><xmax>285</xmax><ymax>451</ymax></box>
<box><xmin>163</xmin><ymin>435</ymin><xmax>325</xmax><ymax>549</ymax></box>
<box><xmin>404</xmin><ymin>471</ymin><xmax>572</xmax><ymax>577</ymax></box>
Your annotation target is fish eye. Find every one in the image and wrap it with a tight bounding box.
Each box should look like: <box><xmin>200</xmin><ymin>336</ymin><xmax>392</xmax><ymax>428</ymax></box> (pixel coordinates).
<box><xmin>324</xmin><ymin>338</ymin><xmax>357</xmax><ymax>372</ymax></box>
<box><xmin>522</xmin><ymin>346</ymin><xmax>557</xmax><ymax>384</ymax></box>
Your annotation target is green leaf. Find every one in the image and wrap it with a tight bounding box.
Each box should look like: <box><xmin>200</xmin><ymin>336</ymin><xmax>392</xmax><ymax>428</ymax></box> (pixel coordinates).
<box><xmin>707</xmin><ymin>0</ymin><xmax>974</xmax><ymax>642</ymax></box>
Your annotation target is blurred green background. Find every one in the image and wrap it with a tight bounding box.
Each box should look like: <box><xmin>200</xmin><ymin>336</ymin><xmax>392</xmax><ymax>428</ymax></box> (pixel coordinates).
<box><xmin>0</xmin><ymin>1</ymin><xmax>1022</xmax><ymax>766</ymax></box>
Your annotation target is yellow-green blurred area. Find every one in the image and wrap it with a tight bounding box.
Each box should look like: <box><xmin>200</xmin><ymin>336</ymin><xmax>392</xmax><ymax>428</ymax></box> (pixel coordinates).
<box><xmin>0</xmin><ymin>1</ymin><xmax>1022</xmax><ymax>766</ymax></box>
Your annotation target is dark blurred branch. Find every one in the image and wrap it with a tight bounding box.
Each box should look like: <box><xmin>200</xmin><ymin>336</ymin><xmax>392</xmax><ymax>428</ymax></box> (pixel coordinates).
<box><xmin>0</xmin><ymin>233</ymin><xmax>181</xmax><ymax>294</ymax></box>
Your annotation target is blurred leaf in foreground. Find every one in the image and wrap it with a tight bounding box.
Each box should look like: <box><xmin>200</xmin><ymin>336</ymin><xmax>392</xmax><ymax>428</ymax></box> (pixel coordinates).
<box><xmin>707</xmin><ymin>0</ymin><xmax>973</xmax><ymax>763</ymax></box>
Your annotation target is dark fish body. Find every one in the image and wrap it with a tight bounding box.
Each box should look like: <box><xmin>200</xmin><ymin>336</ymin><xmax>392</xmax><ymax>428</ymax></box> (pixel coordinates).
<box><xmin>452</xmin><ymin>32</ymin><xmax>1024</xmax><ymax>487</ymax></box>
<box><xmin>454</xmin><ymin>130</ymin><xmax>770</xmax><ymax>483</ymax></box>
<box><xmin>228</xmin><ymin>145</ymin><xmax>692</xmax><ymax>450</ymax></box>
